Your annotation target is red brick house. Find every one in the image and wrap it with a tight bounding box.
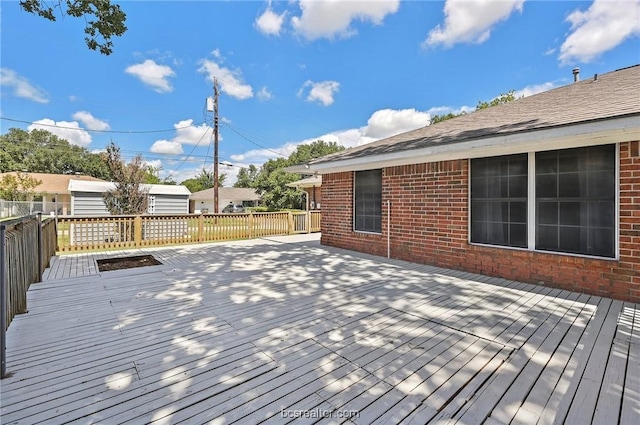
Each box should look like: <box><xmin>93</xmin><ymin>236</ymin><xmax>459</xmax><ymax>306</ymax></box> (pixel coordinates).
<box><xmin>294</xmin><ymin>65</ymin><xmax>640</xmax><ymax>302</ymax></box>
<box><xmin>287</xmin><ymin>175</ymin><xmax>322</xmax><ymax>210</ymax></box>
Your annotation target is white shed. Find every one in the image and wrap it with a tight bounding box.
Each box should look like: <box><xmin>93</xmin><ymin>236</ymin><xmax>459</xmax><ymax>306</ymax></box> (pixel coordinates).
<box><xmin>68</xmin><ymin>180</ymin><xmax>191</xmax><ymax>216</ymax></box>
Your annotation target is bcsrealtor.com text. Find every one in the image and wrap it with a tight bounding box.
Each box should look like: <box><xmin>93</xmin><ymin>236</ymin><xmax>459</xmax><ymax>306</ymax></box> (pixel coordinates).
<box><xmin>281</xmin><ymin>408</ymin><xmax>360</xmax><ymax>419</ymax></box>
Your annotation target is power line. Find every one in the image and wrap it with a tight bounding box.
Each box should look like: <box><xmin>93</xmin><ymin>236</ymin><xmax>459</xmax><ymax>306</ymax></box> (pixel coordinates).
<box><xmin>0</xmin><ymin>116</ymin><xmax>207</xmax><ymax>134</ymax></box>
<box><xmin>221</xmin><ymin>122</ymin><xmax>287</xmax><ymax>158</ymax></box>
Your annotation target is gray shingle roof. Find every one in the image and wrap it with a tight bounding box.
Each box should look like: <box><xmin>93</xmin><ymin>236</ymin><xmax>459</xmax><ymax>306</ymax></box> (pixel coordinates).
<box><xmin>311</xmin><ymin>65</ymin><xmax>640</xmax><ymax>165</ymax></box>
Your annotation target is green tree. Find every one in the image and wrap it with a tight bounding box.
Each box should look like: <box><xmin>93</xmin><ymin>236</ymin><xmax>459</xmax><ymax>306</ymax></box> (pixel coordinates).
<box><xmin>476</xmin><ymin>90</ymin><xmax>518</xmax><ymax>110</ymax></box>
<box><xmin>181</xmin><ymin>168</ymin><xmax>226</xmax><ymax>193</ymax></box>
<box><xmin>0</xmin><ymin>128</ymin><xmax>112</xmax><ymax>179</ymax></box>
<box><xmin>144</xmin><ymin>165</ymin><xmax>176</xmax><ymax>185</ymax></box>
<box><xmin>19</xmin><ymin>0</ymin><xmax>127</xmax><ymax>55</ymax></box>
<box><xmin>253</xmin><ymin>140</ymin><xmax>345</xmax><ymax>211</ymax></box>
<box><xmin>429</xmin><ymin>90</ymin><xmax>519</xmax><ymax>125</ymax></box>
<box><xmin>0</xmin><ymin>172</ymin><xmax>42</xmax><ymax>201</ymax></box>
<box><xmin>102</xmin><ymin>142</ymin><xmax>149</xmax><ymax>215</ymax></box>
<box><xmin>233</xmin><ymin>164</ymin><xmax>259</xmax><ymax>188</ymax></box>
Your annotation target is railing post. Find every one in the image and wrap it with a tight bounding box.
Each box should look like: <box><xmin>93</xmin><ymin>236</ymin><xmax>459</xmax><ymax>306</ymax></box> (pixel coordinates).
<box><xmin>198</xmin><ymin>214</ymin><xmax>204</xmax><ymax>243</ymax></box>
<box><xmin>248</xmin><ymin>212</ymin><xmax>254</xmax><ymax>239</ymax></box>
<box><xmin>1</xmin><ymin>223</ymin><xmax>7</xmax><ymax>378</ymax></box>
<box><xmin>36</xmin><ymin>213</ymin><xmax>43</xmax><ymax>282</ymax></box>
<box><xmin>287</xmin><ymin>211</ymin><xmax>293</xmax><ymax>235</ymax></box>
<box><xmin>306</xmin><ymin>211</ymin><xmax>311</xmax><ymax>234</ymax></box>
<box><xmin>134</xmin><ymin>216</ymin><xmax>143</xmax><ymax>247</ymax></box>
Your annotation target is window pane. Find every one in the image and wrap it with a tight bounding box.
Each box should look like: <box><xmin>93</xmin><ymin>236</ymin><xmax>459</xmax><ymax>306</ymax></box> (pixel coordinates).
<box><xmin>535</xmin><ymin>145</ymin><xmax>615</xmax><ymax>257</ymax></box>
<box><xmin>354</xmin><ymin>169</ymin><xmax>382</xmax><ymax>233</ymax></box>
<box><xmin>537</xmin><ymin>225</ymin><xmax>558</xmax><ymax>251</ymax></box>
<box><xmin>536</xmin><ymin>174</ymin><xmax>557</xmax><ymax>198</ymax></box>
<box><xmin>510</xmin><ymin>201</ymin><xmax>527</xmax><ymax>223</ymax></box>
<box><xmin>538</xmin><ymin>202</ymin><xmax>557</xmax><ymax>225</ymax></box>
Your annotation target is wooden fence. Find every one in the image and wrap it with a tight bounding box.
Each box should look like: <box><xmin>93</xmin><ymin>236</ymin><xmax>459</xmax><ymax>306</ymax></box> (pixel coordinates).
<box><xmin>2</xmin><ymin>214</ymin><xmax>57</xmax><ymax>377</ymax></box>
<box><xmin>57</xmin><ymin>211</ymin><xmax>322</xmax><ymax>252</ymax></box>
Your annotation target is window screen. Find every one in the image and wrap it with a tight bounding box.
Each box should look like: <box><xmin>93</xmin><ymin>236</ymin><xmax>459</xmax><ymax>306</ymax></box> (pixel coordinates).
<box><xmin>471</xmin><ymin>154</ymin><xmax>528</xmax><ymax>248</ymax></box>
<box><xmin>354</xmin><ymin>169</ymin><xmax>382</xmax><ymax>233</ymax></box>
<box><xmin>535</xmin><ymin>145</ymin><xmax>615</xmax><ymax>258</ymax></box>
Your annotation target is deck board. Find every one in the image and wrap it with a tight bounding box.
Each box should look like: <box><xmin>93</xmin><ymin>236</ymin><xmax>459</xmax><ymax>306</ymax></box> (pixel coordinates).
<box><xmin>1</xmin><ymin>234</ymin><xmax>637</xmax><ymax>425</ymax></box>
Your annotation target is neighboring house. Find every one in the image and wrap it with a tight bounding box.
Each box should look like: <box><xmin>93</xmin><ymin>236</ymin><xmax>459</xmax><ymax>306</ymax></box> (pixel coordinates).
<box><xmin>68</xmin><ymin>180</ymin><xmax>191</xmax><ymax>216</ymax></box>
<box><xmin>287</xmin><ymin>175</ymin><xmax>322</xmax><ymax>210</ymax></box>
<box><xmin>0</xmin><ymin>172</ymin><xmax>107</xmax><ymax>215</ymax></box>
<box><xmin>290</xmin><ymin>65</ymin><xmax>640</xmax><ymax>303</ymax></box>
<box><xmin>189</xmin><ymin>187</ymin><xmax>261</xmax><ymax>213</ymax></box>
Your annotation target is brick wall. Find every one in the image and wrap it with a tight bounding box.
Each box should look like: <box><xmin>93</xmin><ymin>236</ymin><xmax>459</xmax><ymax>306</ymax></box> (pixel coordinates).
<box><xmin>304</xmin><ymin>186</ymin><xmax>322</xmax><ymax>210</ymax></box>
<box><xmin>321</xmin><ymin>142</ymin><xmax>640</xmax><ymax>303</ymax></box>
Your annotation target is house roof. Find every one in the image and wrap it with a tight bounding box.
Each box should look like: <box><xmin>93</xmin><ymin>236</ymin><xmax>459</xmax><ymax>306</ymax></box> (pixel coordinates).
<box><xmin>0</xmin><ymin>172</ymin><xmax>107</xmax><ymax>195</ymax></box>
<box><xmin>299</xmin><ymin>64</ymin><xmax>640</xmax><ymax>174</ymax></box>
<box><xmin>68</xmin><ymin>179</ymin><xmax>191</xmax><ymax>196</ymax></box>
<box><xmin>189</xmin><ymin>187</ymin><xmax>261</xmax><ymax>201</ymax></box>
<box><xmin>286</xmin><ymin>175</ymin><xmax>322</xmax><ymax>188</ymax></box>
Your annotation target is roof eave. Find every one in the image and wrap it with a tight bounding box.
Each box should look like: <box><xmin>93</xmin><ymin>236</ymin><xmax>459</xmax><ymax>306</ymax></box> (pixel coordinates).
<box><xmin>306</xmin><ymin>116</ymin><xmax>640</xmax><ymax>174</ymax></box>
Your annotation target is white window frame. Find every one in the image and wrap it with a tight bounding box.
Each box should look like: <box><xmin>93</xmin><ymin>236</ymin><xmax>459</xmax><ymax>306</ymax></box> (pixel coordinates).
<box><xmin>468</xmin><ymin>143</ymin><xmax>619</xmax><ymax>260</ymax></box>
<box><xmin>147</xmin><ymin>195</ymin><xmax>156</xmax><ymax>214</ymax></box>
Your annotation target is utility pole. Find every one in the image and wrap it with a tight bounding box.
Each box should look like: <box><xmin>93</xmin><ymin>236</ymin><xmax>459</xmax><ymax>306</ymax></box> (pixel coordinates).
<box><xmin>213</xmin><ymin>77</ymin><xmax>219</xmax><ymax>213</ymax></box>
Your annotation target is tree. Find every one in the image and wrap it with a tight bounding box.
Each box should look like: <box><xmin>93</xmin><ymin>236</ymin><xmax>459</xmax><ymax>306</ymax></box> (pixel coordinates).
<box><xmin>476</xmin><ymin>90</ymin><xmax>518</xmax><ymax>110</ymax></box>
<box><xmin>252</xmin><ymin>140</ymin><xmax>345</xmax><ymax>211</ymax></box>
<box><xmin>429</xmin><ymin>90</ymin><xmax>519</xmax><ymax>125</ymax></box>
<box><xmin>233</xmin><ymin>164</ymin><xmax>259</xmax><ymax>188</ymax></box>
<box><xmin>0</xmin><ymin>172</ymin><xmax>42</xmax><ymax>201</ymax></box>
<box><xmin>0</xmin><ymin>128</ymin><xmax>112</xmax><ymax>179</ymax></box>
<box><xmin>144</xmin><ymin>165</ymin><xmax>176</xmax><ymax>185</ymax></box>
<box><xmin>19</xmin><ymin>0</ymin><xmax>127</xmax><ymax>55</ymax></box>
<box><xmin>180</xmin><ymin>168</ymin><xmax>226</xmax><ymax>193</ymax></box>
<box><xmin>102</xmin><ymin>142</ymin><xmax>149</xmax><ymax>215</ymax></box>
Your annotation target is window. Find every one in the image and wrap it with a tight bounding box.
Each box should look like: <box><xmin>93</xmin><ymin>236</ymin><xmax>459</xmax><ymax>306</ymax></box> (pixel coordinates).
<box><xmin>147</xmin><ymin>195</ymin><xmax>156</xmax><ymax>214</ymax></box>
<box><xmin>471</xmin><ymin>154</ymin><xmax>528</xmax><ymax>248</ymax></box>
<box><xmin>535</xmin><ymin>145</ymin><xmax>615</xmax><ymax>258</ymax></box>
<box><xmin>469</xmin><ymin>144</ymin><xmax>617</xmax><ymax>259</ymax></box>
<box><xmin>354</xmin><ymin>169</ymin><xmax>382</xmax><ymax>233</ymax></box>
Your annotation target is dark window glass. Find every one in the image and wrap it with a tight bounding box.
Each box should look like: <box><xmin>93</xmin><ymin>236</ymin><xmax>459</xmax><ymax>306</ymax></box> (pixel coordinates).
<box><xmin>471</xmin><ymin>154</ymin><xmax>528</xmax><ymax>248</ymax></box>
<box><xmin>535</xmin><ymin>145</ymin><xmax>615</xmax><ymax>258</ymax></box>
<box><xmin>354</xmin><ymin>169</ymin><xmax>382</xmax><ymax>233</ymax></box>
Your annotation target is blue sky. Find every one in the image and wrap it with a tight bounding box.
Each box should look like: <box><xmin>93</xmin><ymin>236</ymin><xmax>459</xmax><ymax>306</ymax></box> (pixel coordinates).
<box><xmin>2</xmin><ymin>0</ymin><xmax>639</xmax><ymax>185</ymax></box>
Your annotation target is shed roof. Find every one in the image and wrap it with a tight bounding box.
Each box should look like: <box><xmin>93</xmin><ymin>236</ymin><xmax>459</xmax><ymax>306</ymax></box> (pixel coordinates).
<box><xmin>0</xmin><ymin>172</ymin><xmax>106</xmax><ymax>195</ymax></box>
<box><xmin>300</xmin><ymin>64</ymin><xmax>640</xmax><ymax>173</ymax></box>
<box><xmin>189</xmin><ymin>187</ymin><xmax>261</xmax><ymax>201</ymax></box>
<box><xmin>286</xmin><ymin>175</ymin><xmax>322</xmax><ymax>188</ymax></box>
<box><xmin>68</xmin><ymin>180</ymin><xmax>191</xmax><ymax>195</ymax></box>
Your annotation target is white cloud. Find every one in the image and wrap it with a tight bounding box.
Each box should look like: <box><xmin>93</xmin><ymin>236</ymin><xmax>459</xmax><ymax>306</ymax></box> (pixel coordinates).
<box><xmin>125</xmin><ymin>60</ymin><xmax>176</xmax><ymax>93</ymax></box>
<box><xmin>149</xmin><ymin>119</ymin><xmax>213</xmax><ymax>156</ymax></box>
<box><xmin>28</xmin><ymin>119</ymin><xmax>92</xmax><ymax>147</ymax></box>
<box><xmin>71</xmin><ymin>111</ymin><xmax>110</xmax><ymax>131</ymax></box>
<box><xmin>291</xmin><ymin>0</ymin><xmax>400</xmax><ymax>40</ymax></box>
<box><xmin>364</xmin><ymin>108</ymin><xmax>431</xmax><ymax>139</ymax></box>
<box><xmin>150</xmin><ymin>140</ymin><xmax>184</xmax><ymax>155</ymax></box>
<box><xmin>143</xmin><ymin>159</ymin><xmax>164</xmax><ymax>170</ymax></box>
<box><xmin>255</xmin><ymin>6</ymin><xmax>286</xmax><ymax>36</ymax></box>
<box><xmin>257</xmin><ymin>86</ymin><xmax>273</xmax><ymax>101</ymax></box>
<box><xmin>198</xmin><ymin>58</ymin><xmax>254</xmax><ymax>100</ymax></box>
<box><xmin>425</xmin><ymin>0</ymin><xmax>525</xmax><ymax>47</ymax></box>
<box><xmin>0</xmin><ymin>68</ymin><xmax>49</xmax><ymax>103</ymax></box>
<box><xmin>172</xmin><ymin>119</ymin><xmax>215</xmax><ymax>145</ymax></box>
<box><xmin>559</xmin><ymin>0</ymin><xmax>640</xmax><ymax>64</ymax></box>
<box><xmin>513</xmin><ymin>81</ymin><xmax>556</xmax><ymax>98</ymax></box>
<box><xmin>299</xmin><ymin>80</ymin><xmax>340</xmax><ymax>106</ymax></box>
<box><xmin>230</xmin><ymin>107</ymin><xmax>431</xmax><ymax>164</ymax></box>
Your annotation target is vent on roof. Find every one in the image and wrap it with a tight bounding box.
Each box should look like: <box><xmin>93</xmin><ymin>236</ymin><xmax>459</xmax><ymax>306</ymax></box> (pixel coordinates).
<box><xmin>573</xmin><ymin>67</ymin><xmax>580</xmax><ymax>82</ymax></box>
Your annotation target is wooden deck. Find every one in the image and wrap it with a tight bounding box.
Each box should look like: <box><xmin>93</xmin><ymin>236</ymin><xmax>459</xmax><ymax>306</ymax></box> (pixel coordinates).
<box><xmin>1</xmin><ymin>234</ymin><xmax>638</xmax><ymax>424</ymax></box>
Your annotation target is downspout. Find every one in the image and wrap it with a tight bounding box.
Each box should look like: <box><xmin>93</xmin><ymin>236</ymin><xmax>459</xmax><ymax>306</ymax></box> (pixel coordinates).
<box><xmin>387</xmin><ymin>200</ymin><xmax>391</xmax><ymax>259</ymax></box>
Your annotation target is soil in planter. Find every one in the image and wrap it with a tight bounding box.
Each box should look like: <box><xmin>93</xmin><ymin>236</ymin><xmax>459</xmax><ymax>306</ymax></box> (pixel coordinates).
<box><xmin>97</xmin><ymin>255</ymin><xmax>163</xmax><ymax>272</ymax></box>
